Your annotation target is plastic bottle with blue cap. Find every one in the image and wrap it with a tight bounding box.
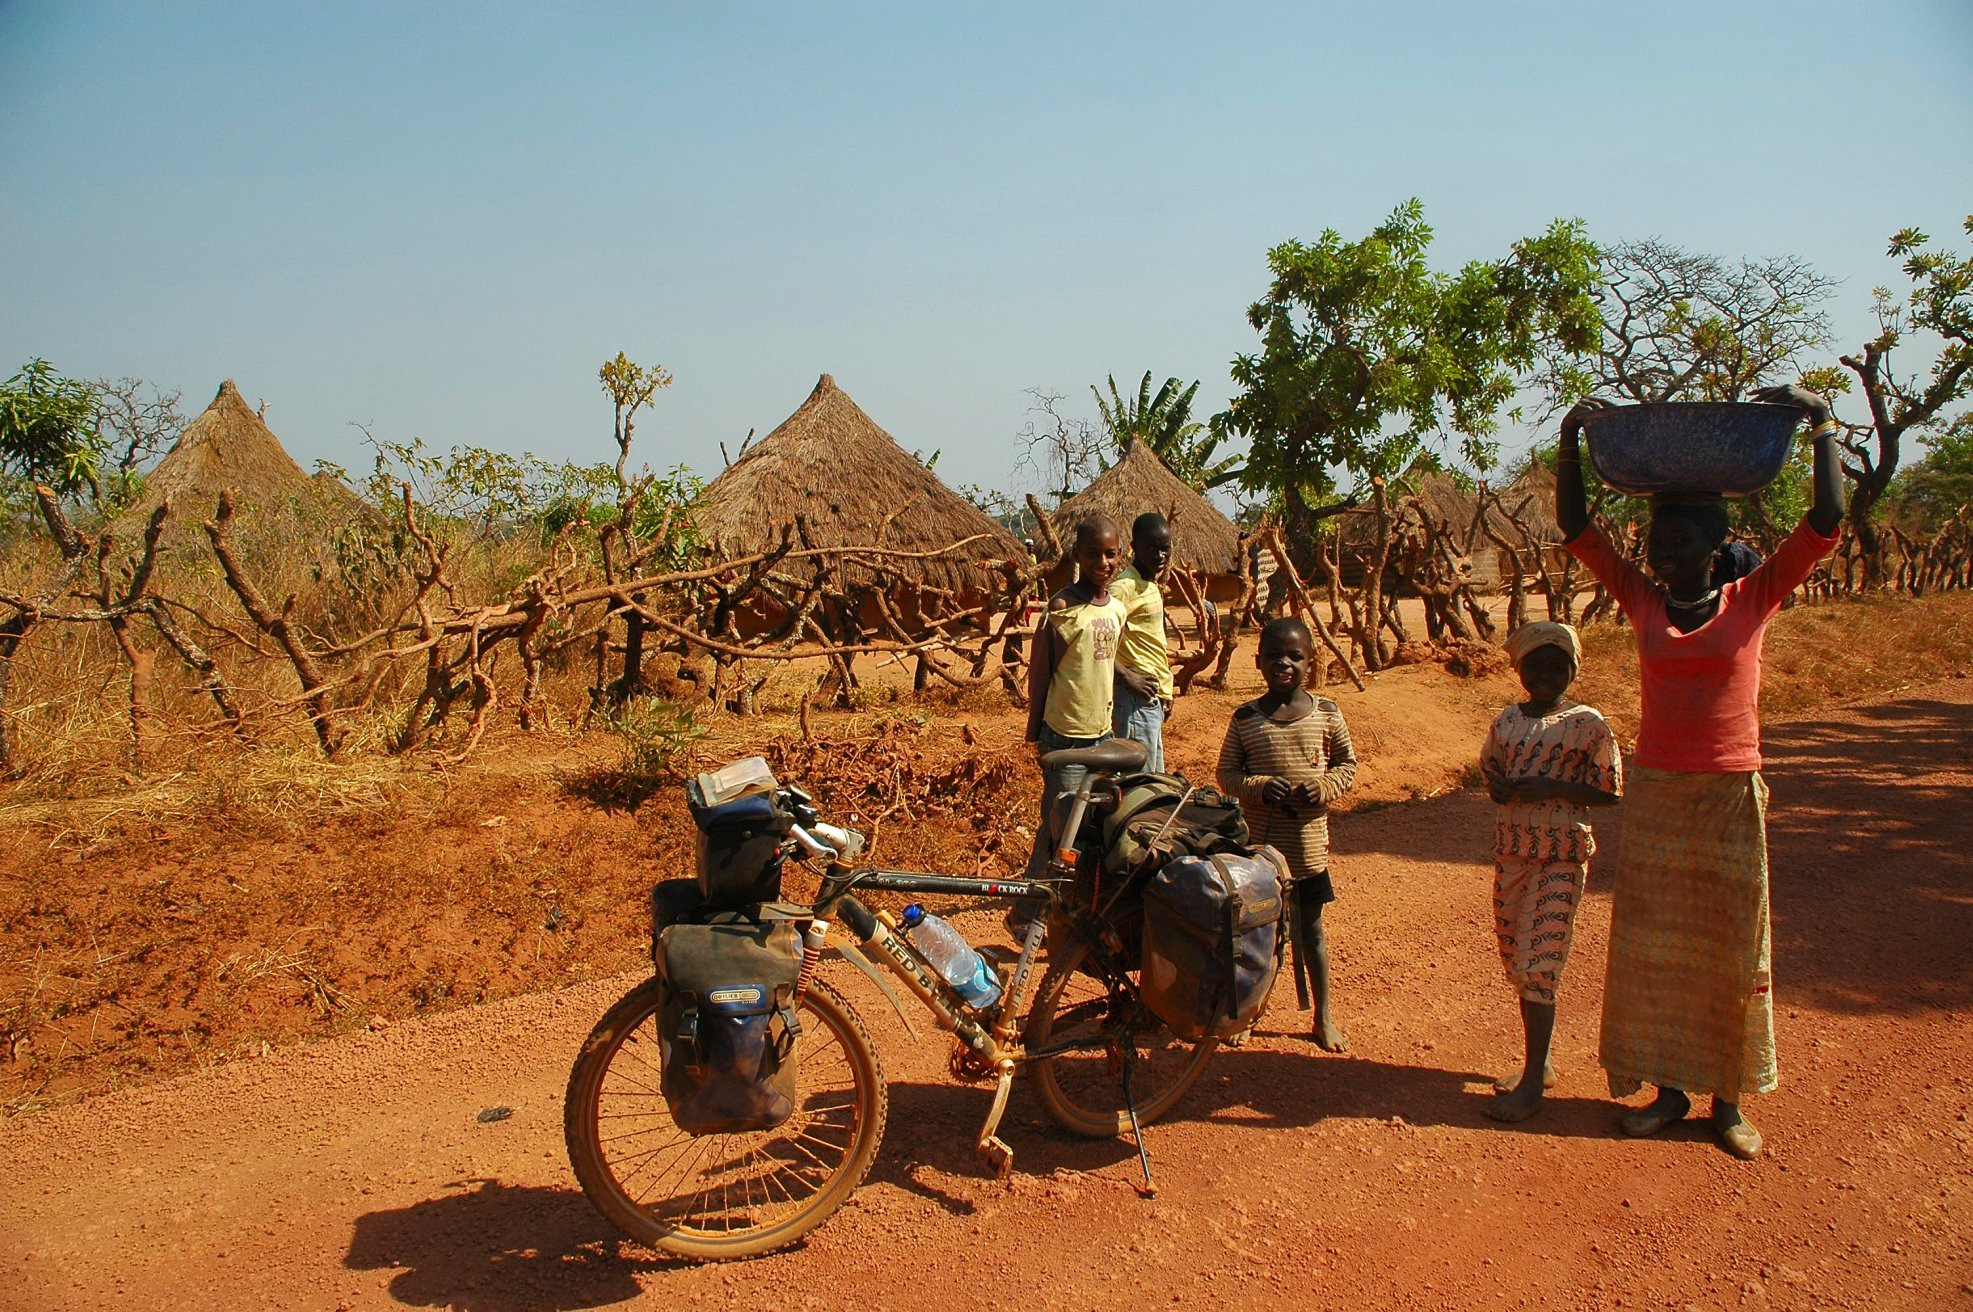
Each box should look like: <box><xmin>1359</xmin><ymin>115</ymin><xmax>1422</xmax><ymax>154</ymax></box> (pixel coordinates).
<box><xmin>900</xmin><ymin>905</ymin><xmax>1001</xmax><ymax>1008</ymax></box>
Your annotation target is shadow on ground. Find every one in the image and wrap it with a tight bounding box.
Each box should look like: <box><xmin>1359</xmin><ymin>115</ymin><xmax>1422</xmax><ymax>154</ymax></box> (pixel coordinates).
<box><xmin>347</xmin><ymin>1179</ymin><xmax>669</xmax><ymax>1311</ymax></box>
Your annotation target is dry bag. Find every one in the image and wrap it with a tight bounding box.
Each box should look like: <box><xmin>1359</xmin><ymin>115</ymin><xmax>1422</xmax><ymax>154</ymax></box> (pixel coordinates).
<box><xmin>1138</xmin><ymin>851</ymin><xmax>1287</xmax><ymax>1041</ymax></box>
<box><xmin>654</xmin><ymin>909</ymin><xmax>803</xmax><ymax>1135</ymax></box>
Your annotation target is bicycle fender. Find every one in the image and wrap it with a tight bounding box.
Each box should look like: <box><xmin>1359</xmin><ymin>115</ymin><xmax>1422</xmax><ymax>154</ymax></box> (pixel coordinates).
<box><xmin>826</xmin><ymin>942</ymin><xmax>922</xmax><ymax>1040</ymax></box>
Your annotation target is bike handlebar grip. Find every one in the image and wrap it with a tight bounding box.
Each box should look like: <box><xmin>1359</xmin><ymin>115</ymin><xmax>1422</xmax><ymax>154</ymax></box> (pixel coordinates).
<box><xmin>837</xmin><ymin>896</ymin><xmax>878</xmax><ymax>940</ymax></box>
<box><xmin>788</xmin><ymin>824</ymin><xmax>836</xmax><ymax>860</ymax></box>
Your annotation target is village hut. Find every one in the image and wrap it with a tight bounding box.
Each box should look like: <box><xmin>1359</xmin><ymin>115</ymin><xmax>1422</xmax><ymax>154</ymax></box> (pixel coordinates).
<box><xmin>1333</xmin><ymin>461</ymin><xmax>1497</xmax><ymax>590</ymax></box>
<box><xmin>691</xmin><ymin>375</ymin><xmax>1025</xmax><ymax>632</ymax></box>
<box><xmin>1482</xmin><ymin>461</ymin><xmax>1570</xmax><ymax>580</ymax></box>
<box><xmin>113</xmin><ymin>380</ymin><xmax>366</xmax><ymax>560</ymax></box>
<box><xmin>140</xmin><ymin>380</ymin><xmax>309</xmax><ymax>510</ymax></box>
<box><xmin>1048</xmin><ymin>440</ymin><xmax>1244</xmax><ymax>602</ymax></box>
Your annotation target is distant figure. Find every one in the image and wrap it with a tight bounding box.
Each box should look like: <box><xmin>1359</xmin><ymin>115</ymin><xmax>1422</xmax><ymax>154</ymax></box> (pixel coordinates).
<box><xmin>1111</xmin><ymin>513</ymin><xmax>1174</xmax><ymax>773</ymax></box>
<box><xmin>1215</xmin><ymin>617</ymin><xmax>1357</xmax><ymax>1051</ymax></box>
<box><xmin>1478</xmin><ymin>621</ymin><xmax>1622</xmax><ymax>1124</ymax></box>
<box><xmin>1712</xmin><ymin>538</ymin><xmax>1763</xmax><ymax>589</ymax></box>
<box><xmin>1555</xmin><ymin>384</ymin><xmax>1844</xmax><ymax>1160</ymax></box>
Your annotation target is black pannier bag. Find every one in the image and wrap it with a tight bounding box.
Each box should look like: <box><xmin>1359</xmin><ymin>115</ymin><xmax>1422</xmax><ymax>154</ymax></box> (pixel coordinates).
<box><xmin>653</xmin><ymin>907</ymin><xmax>804</xmax><ymax>1136</ymax></box>
<box><xmin>686</xmin><ymin>778</ymin><xmax>793</xmax><ymax>907</ymax></box>
<box><xmin>1138</xmin><ymin>850</ymin><xmax>1288</xmax><ymax>1041</ymax></box>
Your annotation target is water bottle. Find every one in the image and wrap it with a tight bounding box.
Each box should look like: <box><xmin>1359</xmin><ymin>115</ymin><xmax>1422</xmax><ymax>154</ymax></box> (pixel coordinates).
<box><xmin>900</xmin><ymin>905</ymin><xmax>1002</xmax><ymax>1008</ymax></box>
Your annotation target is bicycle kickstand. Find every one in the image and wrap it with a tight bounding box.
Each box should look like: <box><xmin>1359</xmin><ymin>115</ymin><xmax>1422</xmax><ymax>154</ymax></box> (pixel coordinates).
<box><xmin>975</xmin><ymin>1058</ymin><xmax>1017</xmax><ymax>1181</ymax></box>
<box><xmin>1122</xmin><ymin>1051</ymin><xmax>1158</xmax><ymax>1199</ymax></box>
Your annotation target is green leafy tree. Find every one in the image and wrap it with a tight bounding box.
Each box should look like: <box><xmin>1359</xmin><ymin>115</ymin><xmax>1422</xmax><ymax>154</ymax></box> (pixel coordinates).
<box><xmin>1</xmin><ymin>359</ymin><xmax>100</xmax><ymax>498</ymax></box>
<box><xmin>1092</xmin><ymin>372</ymin><xmax>1241</xmax><ymax>490</ymax></box>
<box><xmin>1214</xmin><ymin>199</ymin><xmax>1600</xmax><ymax>569</ymax></box>
<box><xmin>1836</xmin><ymin>217</ymin><xmax>1973</xmax><ymax>580</ymax></box>
<box><xmin>1887</xmin><ymin>410</ymin><xmax>1973</xmax><ymax>530</ymax></box>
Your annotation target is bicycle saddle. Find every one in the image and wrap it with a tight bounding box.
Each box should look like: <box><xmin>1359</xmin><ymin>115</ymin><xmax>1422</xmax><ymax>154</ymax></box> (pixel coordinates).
<box><xmin>1038</xmin><ymin>738</ymin><xmax>1148</xmax><ymax>774</ymax></box>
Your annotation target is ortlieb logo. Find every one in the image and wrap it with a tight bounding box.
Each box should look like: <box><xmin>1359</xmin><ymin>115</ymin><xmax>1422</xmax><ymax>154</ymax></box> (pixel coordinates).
<box><xmin>706</xmin><ymin>986</ymin><xmax>765</xmax><ymax>1006</ymax></box>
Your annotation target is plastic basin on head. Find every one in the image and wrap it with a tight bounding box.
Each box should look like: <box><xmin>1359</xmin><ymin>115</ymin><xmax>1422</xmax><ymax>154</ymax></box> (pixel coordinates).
<box><xmin>1580</xmin><ymin>401</ymin><xmax>1802</xmax><ymax>498</ymax></box>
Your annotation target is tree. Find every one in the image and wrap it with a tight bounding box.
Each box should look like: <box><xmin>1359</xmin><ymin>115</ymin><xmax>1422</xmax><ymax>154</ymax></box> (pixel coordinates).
<box><xmin>1532</xmin><ymin>239</ymin><xmax>1839</xmax><ymax>540</ymax></box>
<box><xmin>1836</xmin><ymin>217</ymin><xmax>1973</xmax><ymax>582</ymax></box>
<box><xmin>595</xmin><ymin>352</ymin><xmax>678</xmax><ymax>705</ymax></box>
<box><xmin>1091</xmin><ymin>372</ymin><xmax>1241</xmax><ymax>491</ymax></box>
<box><xmin>1540</xmin><ymin>239</ymin><xmax>1839</xmax><ymax>407</ymax></box>
<box><xmin>1888</xmin><ymin>411</ymin><xmax>1973</xmax><ymax>529</ymax></box>
<box><xmin>1213</xmin><ymin>200</ymin><xmax>1600</xmax><ymax>663</ymax></box>
<box><xmin>1</xmin><ymin>359</ymin><xmax>99</xmax><ymax>497</ymax></box>
<box><xmin>1013</xmin><ymin>386</ymin><xmax>1108</xmax><ymax>506</ymax></box>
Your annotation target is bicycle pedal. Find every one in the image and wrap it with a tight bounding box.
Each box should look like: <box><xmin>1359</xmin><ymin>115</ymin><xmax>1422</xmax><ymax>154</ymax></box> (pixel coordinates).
<box><xmin>978</xmin><ymin>1136</ymin><xmax>1014</xmax><ymax>1181</ymax></box>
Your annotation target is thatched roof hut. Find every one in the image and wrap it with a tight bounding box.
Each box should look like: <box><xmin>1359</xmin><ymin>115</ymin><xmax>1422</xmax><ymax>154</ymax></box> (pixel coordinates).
<box><xmin>1481</xmin><ymin>462</ymin><xmax>1570</xmax><ymax>578</ymax></box>
<box><xmin>141</xmin><ymin>380</ymin><xmax>310</xmax><ymax>511</ymax></box>
<box><xmin>692</xmin><ymin>374</ymin><xmax>1023</xmax><ymax>598</ymax></box>
<box><xmin>114</xmin><ymin>379</ymin><xmax>367</xmax><ymax>556</ymax></box>
<box><xmin>1332</xmin><ymin>461</ymin><xmax>1499</xmax><ymax>589</ymax></box>
<box><xmin>100</xmin><ymin>381</ymin><xmax>382</xmax><ymax>640</ymax></box>
<box><xmin>1051</xmin><ymin>441</ymin><xmax>1241</xmax><ymax>576</ymax></box>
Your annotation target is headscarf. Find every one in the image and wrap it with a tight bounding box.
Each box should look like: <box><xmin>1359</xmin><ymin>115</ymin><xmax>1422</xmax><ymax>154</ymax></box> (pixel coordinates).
<box><xmin>1504</xmin><ymin>621</ymin><xmax>1581</xmax><ymax>671</ymax></box>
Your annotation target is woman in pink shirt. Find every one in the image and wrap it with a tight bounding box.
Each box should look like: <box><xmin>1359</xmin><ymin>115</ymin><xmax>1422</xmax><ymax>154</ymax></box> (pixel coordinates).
<box><xmin>1557</xmin><ymin>384</ymin><xmax>1843</xmax><ymax>1160</ymax></box>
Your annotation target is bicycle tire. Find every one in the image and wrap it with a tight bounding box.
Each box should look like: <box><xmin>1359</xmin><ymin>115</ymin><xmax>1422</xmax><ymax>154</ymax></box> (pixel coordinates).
<box><xmin>564</xmin><ymin>975</ymin><xmax>885</xmax><ymax>1260</ymax></box>
<box><xmin>1024</xmin><ymin>933</ymin><xmax>1216</xmax><ymax>1139</ymax></box>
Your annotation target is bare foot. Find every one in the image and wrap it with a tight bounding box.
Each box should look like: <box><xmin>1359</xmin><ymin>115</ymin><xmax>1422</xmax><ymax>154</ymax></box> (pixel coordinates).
<box><xmin>1492</xmin><ymin>1060</ymin><xmax>1557</xmax><ymax>1093</ymax></box>
<box><xmin>1486</xmin><ymin>1080</ymin><xmax>1544</xmax><ymax>1123</ymax></box>
<box><xmin>1312</xmin><ymin>1020</ymin><xmax>1349</xmax><ymax>1053</ymax></box>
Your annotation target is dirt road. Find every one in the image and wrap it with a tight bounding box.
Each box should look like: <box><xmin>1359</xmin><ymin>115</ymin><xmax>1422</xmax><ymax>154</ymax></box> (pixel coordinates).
<box><xmin>4</xmin><ymin>683</ymin><xmax>1969</xmax><ymax>1312</ymax></box>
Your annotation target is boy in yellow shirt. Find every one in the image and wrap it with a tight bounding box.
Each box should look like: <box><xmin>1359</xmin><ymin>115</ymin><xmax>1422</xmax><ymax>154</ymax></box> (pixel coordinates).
<box><xmin>1111</xmin><ymin>512</ymin><xmax>1174</xmax><ymax>772</ymax></box>
<box><xmin>1022</xmin><ymin>516</ymin><xmax>1127</xmax><ymax>881</ymax></box>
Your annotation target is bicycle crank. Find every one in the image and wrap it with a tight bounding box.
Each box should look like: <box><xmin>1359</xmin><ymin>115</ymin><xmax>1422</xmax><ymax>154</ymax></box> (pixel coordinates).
<box><xmin>974</xmin><ymin>1059</ymin><xmax>1017</xmax><ymax>1181</ymax></box>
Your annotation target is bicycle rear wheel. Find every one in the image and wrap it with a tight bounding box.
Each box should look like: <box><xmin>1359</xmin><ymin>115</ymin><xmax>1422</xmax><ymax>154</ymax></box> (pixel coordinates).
<box><xmin>565</xmin><ymin>976</ymin><xmax>885</xmax><ymax>1260</ymax></box>
<box><xmin>1024</xmin><ymin>933</ymin><xmax>1215</xmax><ymax>1138</ymax></box>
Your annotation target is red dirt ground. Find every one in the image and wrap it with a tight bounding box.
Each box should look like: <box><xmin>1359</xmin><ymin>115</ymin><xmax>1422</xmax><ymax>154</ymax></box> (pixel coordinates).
<box><xmin>3</xmin><ymin>679</ymin><xmax>1969</xmax><ymax>1311</ymax></box>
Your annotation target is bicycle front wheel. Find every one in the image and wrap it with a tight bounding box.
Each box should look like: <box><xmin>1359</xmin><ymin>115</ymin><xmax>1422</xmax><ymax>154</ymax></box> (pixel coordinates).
<box><xmin>564</xmin><ymin>976</ymin><xmax>885</xmax><ymax>1260</ymax></box>
<box><xmin>1024</xmin><ymin>933</ymin><xmax>1216</xmax><ymax>1139</ymax></box>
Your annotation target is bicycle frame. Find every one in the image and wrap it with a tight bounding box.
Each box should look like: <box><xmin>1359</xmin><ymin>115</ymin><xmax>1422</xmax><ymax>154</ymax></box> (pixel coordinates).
<box><xmin>793</xmin><ymin>768</ymin><xmax>1141</xmax><ymax>1178</ymax></box>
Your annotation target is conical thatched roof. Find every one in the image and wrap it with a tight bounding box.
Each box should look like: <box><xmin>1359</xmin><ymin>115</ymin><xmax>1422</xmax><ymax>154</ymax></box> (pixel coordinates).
<box><xmin>692</xmin><ymin>375</ymin><xmax>1023</xmax><ymax>594</ymax></box>
<box><xmin>1486</xmin><ymin>462</ymin><xmax>1563</xmax><ymax>543</ymax></box>
<box><xmin>1051</xmin><ymin>440</ymin><xmax>1240</xmax><ymax>574</ymax></box>
<box><xmin>141</xmin><ymin>380</ymin><xmax>311</xmax><ymax>510</ymax></box>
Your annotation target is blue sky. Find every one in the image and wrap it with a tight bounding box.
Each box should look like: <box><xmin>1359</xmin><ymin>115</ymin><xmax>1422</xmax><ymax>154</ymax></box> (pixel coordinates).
<box><xmin>3</xmin><ymin>2</ymin><xmax>1968</xmax><ymax>501</ymax></box>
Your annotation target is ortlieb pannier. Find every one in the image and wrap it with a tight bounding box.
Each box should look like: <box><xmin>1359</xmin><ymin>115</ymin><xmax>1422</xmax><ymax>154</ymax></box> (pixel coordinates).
<box><xmin>1138</xmin><ymin>850</ymin><xmax>1287</xmax><ymax>1041</ymax></box>
<box><xmin>653</xmin><ymin>905</ymin><xmax>804</xmax><ymax>1136</ymax></box>
<box><xmin>686</xmin><ymin>767</ymin><xmax>793</xmax><ymax>907</ymax></box>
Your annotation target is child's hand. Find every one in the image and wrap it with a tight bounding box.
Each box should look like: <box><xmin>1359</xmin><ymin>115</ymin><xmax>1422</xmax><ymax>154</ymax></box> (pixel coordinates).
<box><xmin>1291</xmin><ymin>781</ymin><xmax>1324</xmax><ymax>808</ymax></box>
<box><xmin>1261</xmin><ymin>778</ymin><xmax>1293</xmax><ymax>806</ymax></box>
<box><xmin>1488</xmin><ymin>776</ymin><xmax>1522</xmax><ymax>804</ymax></box>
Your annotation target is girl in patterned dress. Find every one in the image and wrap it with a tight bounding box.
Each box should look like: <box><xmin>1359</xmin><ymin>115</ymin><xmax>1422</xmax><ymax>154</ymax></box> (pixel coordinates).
<box><xmin>1479</xmin><ymin>621</ymin><xmax>1622</xmax><ymax>1123</ymax></box>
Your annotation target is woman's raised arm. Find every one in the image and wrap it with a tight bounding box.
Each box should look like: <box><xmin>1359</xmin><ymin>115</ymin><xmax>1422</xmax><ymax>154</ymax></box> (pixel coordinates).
<box><xmin>1555</xmin><ymin>399</ymin><xmax>1610</xmax><ymax>541</ymax></box>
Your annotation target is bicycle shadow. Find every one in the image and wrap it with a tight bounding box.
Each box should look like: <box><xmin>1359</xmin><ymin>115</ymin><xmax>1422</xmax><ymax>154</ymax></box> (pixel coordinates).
<box><xmin>345</xmin><ymin>1178</ymin><xmax>671</xmax><ymax>1311</ymax></box>
<box><xmin>869</xmin><ymin>1044</ymin><xmax>1627</xmax><ymax>1215</ymax></box>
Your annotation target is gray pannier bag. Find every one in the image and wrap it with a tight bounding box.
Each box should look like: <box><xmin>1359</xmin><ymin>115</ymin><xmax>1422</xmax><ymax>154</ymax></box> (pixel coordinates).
<box><xmin>653</xmin><ymin>908</ymin><xmax>804</xmax><ymax>1135</ymax></box>
<box><xmin>1138</xmin><ymin>850</ymin><xmax>1288</xmax><ymax>1041</ymax></box>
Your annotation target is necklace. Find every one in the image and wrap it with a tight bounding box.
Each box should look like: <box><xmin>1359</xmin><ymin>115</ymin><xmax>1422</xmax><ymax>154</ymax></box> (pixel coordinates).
<box><xmin>1664</xmin><ymin>588</ymin><xmax>1720</xmax><ymax>611</ymax></box>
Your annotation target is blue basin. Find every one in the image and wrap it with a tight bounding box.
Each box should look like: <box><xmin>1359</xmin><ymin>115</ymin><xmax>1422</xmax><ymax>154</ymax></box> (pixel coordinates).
<box><xmin>1580</xmin><ymin>401</ymin><xmax>1803</xmax><ymax>498</ymax></box>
